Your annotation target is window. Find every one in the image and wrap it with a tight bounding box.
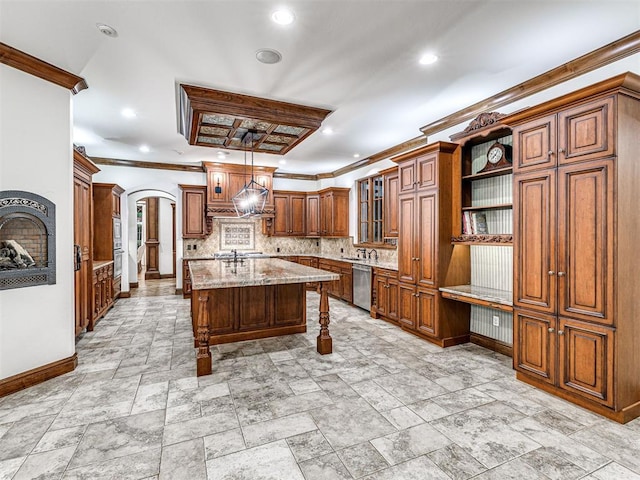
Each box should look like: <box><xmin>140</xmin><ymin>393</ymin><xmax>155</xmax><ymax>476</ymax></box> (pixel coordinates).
<box><xmin>358</xmin><ymin>174</ymin><xmax>384</xmax><ymax>245</ymax></box>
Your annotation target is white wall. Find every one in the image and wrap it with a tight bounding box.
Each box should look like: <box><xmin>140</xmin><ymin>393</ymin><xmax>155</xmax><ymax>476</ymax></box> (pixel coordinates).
<box><xmin>158</xmin><ymin>197</ymin><xmax>174</xmax><ymax>275</ymax></box>
<box><xmin>0</xmin><ymin>66</ymin><xmax>75</xmax><ymax>379</ymax></box>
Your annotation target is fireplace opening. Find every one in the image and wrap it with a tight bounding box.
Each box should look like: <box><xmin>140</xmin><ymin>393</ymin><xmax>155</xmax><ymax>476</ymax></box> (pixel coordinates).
<box><xmin>0</xmin><ymin>191</ymin><xmax>56</xmax><ymax>290</ymax></box>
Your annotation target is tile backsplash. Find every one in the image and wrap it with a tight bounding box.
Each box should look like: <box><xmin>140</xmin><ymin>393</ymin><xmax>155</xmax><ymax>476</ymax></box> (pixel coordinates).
<box><xmin>183</xmin><ymin>217</ymin><xmax>397</xmax><ymax>265</ymax></box>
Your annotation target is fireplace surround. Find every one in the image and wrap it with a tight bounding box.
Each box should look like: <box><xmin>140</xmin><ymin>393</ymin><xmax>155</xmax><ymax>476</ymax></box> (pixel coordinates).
<box><xmin>0</xmin><ymin>191</ymin><xmax>56</xmax><ymax>290</ymax></box>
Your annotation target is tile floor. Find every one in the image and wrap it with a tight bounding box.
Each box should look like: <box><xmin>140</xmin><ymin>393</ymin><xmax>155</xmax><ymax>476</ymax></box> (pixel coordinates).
<box><xmin>1</xmin><ymin>290</ymin><xmax>640</xmax><ymax>479</ymax></box>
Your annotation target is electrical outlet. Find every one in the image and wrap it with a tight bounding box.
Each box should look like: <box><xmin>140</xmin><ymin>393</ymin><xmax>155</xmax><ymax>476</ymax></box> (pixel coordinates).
<box><xmin>193</xmin><ymin>244</ymin><xmax>197</xmax><ymax>250</ymax></box>
<box><xmin>276</xmin><ymin>247</ymin><xmax>280</xmax><ymax>253</ymax></box>
<box><xmin>340</xmin><ymin>248</ymin><xmax>344</xmax><ymax>253</ymax></box>
<box><xmin>492</xmin><ymin>315</ymin><xmax>500</xmax><ymax>327</ymax></box>
<box><xmin>187</xmin><ymin>244</ymin><xmax>191</xmax><ymax>250</ymax></box>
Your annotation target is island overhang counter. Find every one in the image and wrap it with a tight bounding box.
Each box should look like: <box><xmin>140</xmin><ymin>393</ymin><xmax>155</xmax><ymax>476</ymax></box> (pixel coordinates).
<box><xmin>188</xmin><ymin>258</ymin><xmax>340</xmax><ymax>376</ymax></box>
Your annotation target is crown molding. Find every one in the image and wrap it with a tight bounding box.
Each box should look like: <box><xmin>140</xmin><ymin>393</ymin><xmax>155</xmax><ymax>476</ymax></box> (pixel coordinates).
<box><xmin>0</xmin><ymin>42</ymin><xmax>87</xmax><ymax>94</ymax></box>
<box><xmin>92</xmin><ymin>157</ymin><xmax>204</xmax><ymax>173</ymax></box>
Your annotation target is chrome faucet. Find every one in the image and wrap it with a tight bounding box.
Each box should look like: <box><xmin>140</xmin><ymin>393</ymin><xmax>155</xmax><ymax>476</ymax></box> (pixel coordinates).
<box><xmin>356</xmin><ymin>248</ymin><xmax>367</xmax><ymax>258</ymax></box>
<box><xmin>368</xmin><ymin>249</ymin><xmax>379</xmax><ymax>261</ymax></box>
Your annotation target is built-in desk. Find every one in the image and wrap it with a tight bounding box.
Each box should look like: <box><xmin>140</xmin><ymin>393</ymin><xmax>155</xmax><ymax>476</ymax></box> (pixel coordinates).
<box><xmin>189</xmin><ymin>258</ymin><xmax>339</xmax><ymax>376</ymax></box>
<box><xmin>439</xmin><ymin>285</ymin><xmax>513</xmax><ymax>312</ymax></box>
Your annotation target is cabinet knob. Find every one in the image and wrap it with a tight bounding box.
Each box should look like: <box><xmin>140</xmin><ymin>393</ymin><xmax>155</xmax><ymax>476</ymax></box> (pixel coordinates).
<box><xmin>558</xmin><ymin>330</ymin><xmax>564</xmax><ymax>335</ymax></box>
<box><xmin>558</xmin><ymin>148</ymin><xmax>565</xmax><ymax>153</ymax></box>
<box><xmin>548</xmin><ymin>270</ymin><xmax>555</xmax><ymax>275</ymax></box>
<box><xmin>548</xmin><ymin>150</ymin><xmax>554</xmax><ymax>155</ymax></box>
<box><xmin>557</xmin><ymin>272</ymin><xmax>565</xmax><ymax>277</ymax></box>
<box><xmin>548</xmin><ymin>327</ymin><xmax>555</xmax><ymax>333</ymax></box>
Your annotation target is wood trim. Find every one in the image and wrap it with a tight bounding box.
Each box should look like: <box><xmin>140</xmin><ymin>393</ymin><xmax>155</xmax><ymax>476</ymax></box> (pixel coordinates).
<box><xmin>160</xmin><ymin>273</ymin><xmax>176</xmax><ymax>279</ymax></box>
<box><xmin>273</xmin><ymin>172</ymin><xmax>319</xmax><ymax>181</ymax></box>
<box><xmin>422</xmin><ymin>30</ymin><xmax>640</xmax><ymax>136</ymax></box>
<box><xmin>175</xmin><ymin>288</ymin><xmax>184</xmax><ymax>295</ymax></box>
<box><xmin>470</xmin><ymin>332</ymin><xmax>513</xmax><ymax>357</ymax></box>
<box><xmin>119</xmin><ymin>291</ymin><xmax>131</xmax><ymax>298</ymax></box>
<box><xmin>0</xmin><ymin>354</ymin><xmax>78</xmax><ymax>398</ymax></box>
<box><xmin>93</xmin><ymin>157</ymin><xmax>205</xmax><ymax>173</ymax></box>
<box><xmin>145</xmin><ymin>270</ymin><xmax>161</xmax><ymax>280</ymax></box>
<box><xmin>0</xmin><ymin>43</ymin><xmax>87</xmax><ymax>94</ymax></box>
<box><xmin>130</xmin><ymin>282</ymin><xmax>139</xmax><ymax>289</ymax></box>
<box><xmin>390</xmin><ymin>141</ymin><xmax>458</xmax><ymax>164</ymax></box>
<box><xmin>73</xmin><ymin>148</ymin><xmax>100</xmax><ymax>176</ymax></box>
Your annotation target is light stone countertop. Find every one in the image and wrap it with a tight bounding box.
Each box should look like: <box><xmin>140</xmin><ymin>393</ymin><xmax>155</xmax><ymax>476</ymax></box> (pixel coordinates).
<box><xmin>189</xmin><ymin>257</ymin><xmax>340</xmax><ymax>290</ymax></box>
<box><xmin>438</xmin><ymin>284</ymin><xmax>513</xmax><ymax>306</ymax></box>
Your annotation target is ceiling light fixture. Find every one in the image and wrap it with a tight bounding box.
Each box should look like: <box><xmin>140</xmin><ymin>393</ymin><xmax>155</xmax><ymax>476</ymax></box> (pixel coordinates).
<box><xmin>271</xmin><ymin>8</ymin><xmax>295</xmax><ymax>25</ymax></box>
<box><xmin>419</xmin><ymin>53</ymin><xmax>439</xmax><ymax>65</ymax></box>
<box><xmin>353</xmin><ymin>153</ymin><xmax>360</xmax><ymax>158</ymax></box>
<box><xmin>279</xmin><ymin>159</ymin><xmax>287</xmax><ymax>165</ymax></box>
<box><xmin>96</xmin><ymin>23</ymin><xmax>118</xmax><ymax>38</ymax></box>
<box><xmin>232</xmin><ymin>129</ymin><xmax>269</xmax><ymax>217</ymax></box>
<box><xmin>121</xmin><ymin>108</ymin><xmax>136</xmax><ymax>119</ymax></box>
<box><xmin>256</xmin><ymin>48</ymin><xmax>283</xmax><ymax>64</ymax></box>
<box><xmin>139</xmin><ymin>145</ymin><xmax>150</xmax><ymax>153</ymax></box>
<box><xmin>322</xmin><ymin>127</ymin><xmax>334</xmax><ymax>135</ymax></box>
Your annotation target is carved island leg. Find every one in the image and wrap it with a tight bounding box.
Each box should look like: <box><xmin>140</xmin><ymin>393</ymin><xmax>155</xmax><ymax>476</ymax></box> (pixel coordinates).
<box><xmin>317</xmin><ymin>281</ymin><xmax>332</xmax><ymax>354</ymax></box>
<box><xmin>196</xmin><ymin>292</ymin><xmax>212</xmax><ymax>376</ymax></box>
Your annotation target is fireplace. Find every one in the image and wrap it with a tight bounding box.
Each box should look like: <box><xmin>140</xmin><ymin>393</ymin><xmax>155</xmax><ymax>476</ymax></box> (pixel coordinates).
<box><xmin>0</xmin><ymin>191</ymin><xmax>56</xmax><ymax>290</ymax></box>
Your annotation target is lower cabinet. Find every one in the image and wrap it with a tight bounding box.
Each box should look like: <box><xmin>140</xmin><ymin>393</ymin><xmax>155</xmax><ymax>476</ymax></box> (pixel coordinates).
<box><xmin>92</xmin><ymin>261</ymin><xmax>114</xmax><ymax>327</ymax></box>
<box><xmin>182</xmin><ymin>259</ymin><xmax>192</xmax><ymax>298</ymax></box>
<box><xmin>372</xmin><ymin>268</ymin><xmax>399</xmax><ymax>323</ymax></box>
<box><xmin>317</xmin><ymin>259</ymin><xmax>353</xmax><ymax>303</ymax></box>
<box><xmin>297</xmin><ymin>256</ymin><xmax>319</xmax><ymax>290</ymax></box>
<box><xmin>514</xmin><ymin>308</ymin><xmax>615</xmax><ymax>408</ymax></box>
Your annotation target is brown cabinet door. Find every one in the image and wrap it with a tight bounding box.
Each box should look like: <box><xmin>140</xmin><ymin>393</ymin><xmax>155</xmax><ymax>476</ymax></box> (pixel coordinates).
<box><xmin>306</xmin><ymin>194</ymin><xmax>320</xmax><ymax>236</ymax></box>
<box><xmin>416</xmin><ymin>287</ymin><xmax>437</xmax><ymax>337</ymax></box>
<box><xmin>273</xmin><ymin>194</ymin><xmax>290</xmax><ymax>236</ymax></box>
<box><xmin>182</xmin><ymin>260</ymin><xmax>192</xmax><ymax>297</ymax></box>
<box><xmin>238</xmin><ymin>286</ymin><xmax>271</xmax><ymax>331</ymax></box>
<box><xmin>383</xmin><ymin>172</ymin><xmax>399</xmax><ymax>237</ymax></box>
<box><xmin>557</xmin><ymin>317</ymin><xmax>614</xmax><ymax>407</ymax></box>
<box><xmin>341</xmin><ymin>269</ymin><xmax>353</xmax><ymax>303</ymax></box>
<box><xmin>332</xmin><ymin>192</ymin><xmax>349</xmax><ymax>237</ymax></box>
<box><xmin>274</xmin><ymin>284</ymin><xmax>305</xmax><ymax>326</ymax></box>
<box><xmin>513</xmin><ymin>169</ymin><xmax>557</xmax><ymax>313</ymax></box>
<box><xmin>112</xmin><ymin>192</ymin><xmax>121</xmax><ymax>217</ymax></box>
<box><xmin>513</xmin><ymin>309</ymin><xmax>556</xmax><ymax>385</ymax></box>
<box><xmin>387</xmin><ymin>278</ymin><xmax>399</xmax><ymax>321</ymax></box>
<box><xmin>416</xmin><ymin>153</ymin><xmax>438</xmax><ymax>190</ymax></box>
<box><xmin>320</xmin><ymin>192</ymin><xmax>331</xmax><ymax>236</ymax></box>
<box><xmin>398</xmin><ymin>194</ymin><xmax>416</xmax><ymax>284</ymax></box>
<box><xmin>558</xmin><ymin>96</ymin><xmax>615</xmax><ymax>165</ymax></box>
<box><xmin>227</xmin><ymin>172</ymin><xmax>247</xmax><ymax>203</ymax></box>
<box><xmin>398</xmin><ymin>282</ymin><xmax>416</xmax><ymax>330</ymax></box>
<box><xmin>373</xmin><ymin>274</ymin><xmax>388</xmax><ymax>317</ymax></box>
<box><xmin>182</xmin><ymin>188</ymin><xmax>206</xmax><ymax>238</ymax></box>
<box><xmin>557</xmin><ymin>160</ymin><xmax>614</xmax><ymax>325</ymax></box>
<box><xmin>206</xmin><ymin>170</ymin><xmax>227</xmax><ymax>203</ymax></box>
<box><xmin>416</xmin><ymin>191</ymin><xmax>437</xmax><ymax>288</ymax></box>
<box><xmin>398</xmin><ymin>160</ymin><xmax>416</xmax><ymax>193</ymax></box>
<box><xmin>254</xmin><ymin>174</ymin><xmax>273</xmax><ymax>205</ymax></box>
<box><xmin>512</xmin><ymin>114</ymin><xmax>557</xmax><ymax>173</ymax></box>
<box><xmin>73</xmin><ymin>176</ymin><xmax>93</xmax><ymax>334</ymax></box>
<box><xmin>207</xmin><ymin>289</ymin><xmax>235</xmax><ymax>335</ymax></box>
<box><xmin>289</xmin><ymin>194</ymin><xmax>306</xmax><ymax>236</ymax></box>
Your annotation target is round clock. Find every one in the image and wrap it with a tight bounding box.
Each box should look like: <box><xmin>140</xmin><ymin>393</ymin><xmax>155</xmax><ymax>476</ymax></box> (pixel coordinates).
<box><xmin>479</xmin><ymin>142</ymin><xmax>512</xmax><ymax>173</ymax></box>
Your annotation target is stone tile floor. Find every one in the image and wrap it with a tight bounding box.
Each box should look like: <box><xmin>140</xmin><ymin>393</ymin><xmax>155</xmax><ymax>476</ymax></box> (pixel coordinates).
<box><xmin>1</xmin><ymin>291</ymin><xmax>640</xmax><ymax>479</ymax></box>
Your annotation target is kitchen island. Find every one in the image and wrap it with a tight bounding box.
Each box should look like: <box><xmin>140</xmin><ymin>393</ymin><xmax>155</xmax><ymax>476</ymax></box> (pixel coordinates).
<box><xmin>189</xmin><ymin>257</ymin><xmax>340</xmax><ymax>376</ymax></box>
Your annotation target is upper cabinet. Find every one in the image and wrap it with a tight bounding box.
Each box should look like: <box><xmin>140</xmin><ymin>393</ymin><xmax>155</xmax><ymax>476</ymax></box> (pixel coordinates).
<box><xmin>203</xmin><ymin>162</ymin><xmax>276</xmax><ymax>217</ymax></box>
<box><xmin>93</xmin><ymin>183</ymin><xmax>124</xmax><ymax>260</ymax></box>
<box><xmin>319</xmin><ymin>188</ymin><xmax>349</xmax><ymax>237</ymax></box>
<box><xmin>382</xmin><ymin>167</ymin><xmax>399</xmax><ymax>238</ymax></box>
<box><xmin>398</xmin><ymin>150</ymin><xmax>438</xmax><ymax>193</ymax></box>
<box><xmin>180</xmin><ymin>184</ymin><xmax>208</xmax><ymax>239</ymax></box>
<box><xmin>272</xmin><ymin>191</ymin><xmax>306</xmax><ymax>236</ymax></box>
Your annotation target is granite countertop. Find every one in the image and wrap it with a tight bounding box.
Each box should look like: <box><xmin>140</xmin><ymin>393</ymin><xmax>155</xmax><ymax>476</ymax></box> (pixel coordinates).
<box><xmin>93</xmin><ymin>260</ymin><xmax>114</xmax><ymax>269</ymax></box>
<box><xmin>183</xmin><ymin>252</ymin><xmax>398</xmax><ymax>271</ymax></box>
<box><xmin>189</xmin><ymin>257</ymin><xmax>340</xmax><ymax>290</ymax></box>
<box><xmin>438</xmin><ymin>284</ymin><xmax>513</xmax><ymax>306</ymax></box>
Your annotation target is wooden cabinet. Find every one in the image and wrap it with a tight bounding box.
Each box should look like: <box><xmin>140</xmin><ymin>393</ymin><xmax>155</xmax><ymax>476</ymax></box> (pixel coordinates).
<box><xmin>317</xmin><ymin>258</ymin><xmax>352</xmax><ymax>303</ymax></box>
<box><xmin>92</xmin><ymin>261</ymin><xmax>114</xmax><ymax>324</ymax></box>
<box><xmin>306</xmin><ymin>194</ymin><xmax>320</xmax><ymax>237</ymax></box>
<box><xmin>506</xmin><ymin>73</ymin><xmax>640</xmax><ymax>423</ymax></box>
<box><xmin>298</xmin><ymin>256</ymin><xmax>319</xmax><ymax>290</ymax></box>
<box><xmin>272</xmin><ymin>192</ymin><xmax>306</xmax><ymax>236</ymax></box>
<box><xmin>381</xmin><ymin>167</ymin><xmax>399</xmax><ymax>238</ymax></box>
<box><xmin>372</xmin><ymin>267</ymin><xmax>398</xmax><ymax>322</ymax></box>
<box><xmin>180</xmin><ymin>185</ymin><xmax>207</xmax><ymax>238</ymax></box>
<box><xmin>319</xmin><ymin>188</ymin><xmax>350</xmax><ymax>237</ymax></box>
<box><xmin>93</xmin><ymin>183</ymin><xmax>124</xmax><ymax>261</ymax></box>
<box><xmin>73</xmin><ymin>149</ymin><xmax>99</xmax><ymax>336</ymax></box>
<box><xmin>203</xmin><ymin>162</ymin><xmax>276</xmax><ymax>217</ymax></box>
<box><xmin>392</xmin><ymin>142</ymin><xmax>470</xmax><ymax>347</ymax></box>
<box><xmin>182</xmin><ymin>259</ymin><xmax>192</xmax><ymax>298</ymax></box>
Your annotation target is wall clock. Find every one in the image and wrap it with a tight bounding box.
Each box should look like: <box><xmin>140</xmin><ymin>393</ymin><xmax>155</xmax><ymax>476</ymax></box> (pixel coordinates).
<box><xmin>478</xmin><ymin>142</ymin><xmax>512</xmax><ymax>173</ymax></box>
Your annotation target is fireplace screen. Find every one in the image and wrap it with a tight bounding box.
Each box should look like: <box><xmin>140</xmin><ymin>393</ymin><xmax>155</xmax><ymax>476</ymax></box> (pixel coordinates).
<box><xmin>0</xmin><ymin>191</ymin><xmax>56</xmax><ymax>290</ymax></box>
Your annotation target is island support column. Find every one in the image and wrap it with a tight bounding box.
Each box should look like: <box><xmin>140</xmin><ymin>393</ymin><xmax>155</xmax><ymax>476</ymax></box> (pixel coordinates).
<box><xmin>196</xmin><ymin>293</ymin><xmax>212</xmax><ymax>376</ymax></box>
<box><xmin>317</xmin><ymin>281</ymin><xmax>332</xmax><ymax>354</ymax></box>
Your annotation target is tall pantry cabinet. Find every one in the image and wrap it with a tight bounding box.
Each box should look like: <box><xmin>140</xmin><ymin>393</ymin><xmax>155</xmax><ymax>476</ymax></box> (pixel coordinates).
<box><xmin>506</xmin><ymin>72</ymin><xmax>640</xmax><ymax>423</ymax></box>
<box><xmin>392</xmin><ymin>142</ymin><xmax>470</xmax><ymax>347</ymax></box>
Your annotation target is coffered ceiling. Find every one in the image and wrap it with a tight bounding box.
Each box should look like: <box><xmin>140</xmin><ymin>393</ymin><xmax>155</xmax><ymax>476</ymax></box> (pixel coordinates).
<box><xmin>0</xmin><ymin>1</ymin><xmax>638</xmax><ymax>175</ymax></box>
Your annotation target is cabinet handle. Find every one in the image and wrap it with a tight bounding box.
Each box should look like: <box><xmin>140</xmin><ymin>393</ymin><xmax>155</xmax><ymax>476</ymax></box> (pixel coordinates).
<box><xmin>558</xmin><ymin>148</ymin><xmax>565</xmax><ymax>153</ymax></box>
<box><xmin>548</xmin><ymin>327</ymin><xmax>555</xmax><ymax>333</ymax></box>
<box><xmin>557</xmin><ymin>272</ymin><xmax>565</xmax><ymax>277</ymax></box>
<box><xmin>548</xmin><ymin>150</ymin><xmax>554</xmax><ymax>155</ymax></box>
<box><xmin>548</xmin><ymin>270</ymin><xmax>555</xmax><ymax>275</ymax></box>
<box><xmin>558</xmin><ymin>330</ymin><xmax>564</xmax><ymax>335</ymax></box>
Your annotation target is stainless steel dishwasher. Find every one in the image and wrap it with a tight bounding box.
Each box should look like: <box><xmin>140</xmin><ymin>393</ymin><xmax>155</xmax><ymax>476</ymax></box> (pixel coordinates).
<box><xmin>352</xmin><ymin>263</ymin><xmax>372</xmax><ymax>311</ymax></box>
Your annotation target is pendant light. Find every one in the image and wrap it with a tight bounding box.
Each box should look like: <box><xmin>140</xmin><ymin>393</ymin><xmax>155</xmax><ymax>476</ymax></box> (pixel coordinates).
<box><xmin>232</xmin><ymin>129</ymin><xmax>269</xmax><ymax>217</ymax></box>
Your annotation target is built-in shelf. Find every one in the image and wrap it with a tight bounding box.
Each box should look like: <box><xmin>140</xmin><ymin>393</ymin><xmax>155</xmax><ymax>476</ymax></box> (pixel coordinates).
<box><xmin>462</xmin><ymin>166</ymin><xmax>512</xmax><ymax>181</ymax></box>
<box><xmin>451</xmin><ymin>234</ymin><xmax>513</xmax><ymax>246</ymax></box>
<box><xmin>461</xmin><ymin>203</ymin><xmax>512</xmax><ymax>212</ymax></box>
<box><xmin>439</xmin><ymin>285</ymin><xmax>513</xmax><ymax>312</ymax></box>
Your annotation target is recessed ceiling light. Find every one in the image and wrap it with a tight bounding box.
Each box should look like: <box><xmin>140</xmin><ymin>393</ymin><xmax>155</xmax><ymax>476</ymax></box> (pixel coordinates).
<box><xmin>419</xmin><ymin>53</ymin><xmax>438</xmax><ymax>65</ymax></box>
<box><xmin>322</xmin><ymin>127</ymin><xmax>334</xmax><ymax>135</ymax></box>
<box><xmin>271</xmin><ymin>8</ymin><xmax>295</xmax><ymax>25</ymax></box>
<box><xmin>353</xmin><ymin>153</ymin><xmax>360</xmax><ymax>158</ymax></box>
<box><xmin>121</xmin><ymin>108</ymin><xmax>136</xmax><ymax>119</ymax></box>
<box><xmin>96</xmin><ymin>23</ymin><xmax>118</xmax><ymax>38</ymax></box>
<box><xmin>139</xmin><ymin>145</ymin><xmax>150</xmax><ymax>153</ymax></box>
<box><xmin>279</xmin><ymin>159</ymin><xmax>287</xmax><ymax>165</ymax></box>
<box><xmin>256</xmin><ymin>48</ymin><xmax>282</xmax><ymax>64</ymax></box>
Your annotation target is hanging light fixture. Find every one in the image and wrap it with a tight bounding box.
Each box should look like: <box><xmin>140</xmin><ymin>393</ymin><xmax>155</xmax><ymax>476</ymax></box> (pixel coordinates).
<box><xmin>232</xmin><ymin>129</ymin><xmax>269</xmax><ymax>217</ymax></box>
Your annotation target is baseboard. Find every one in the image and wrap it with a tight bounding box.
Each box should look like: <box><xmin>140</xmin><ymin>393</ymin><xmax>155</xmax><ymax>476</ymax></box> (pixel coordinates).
<box><xmin>160</xmin><ymin>274</ymin><xmax>176</xmax><ymax>279</ymax></box>
<box><xmin>145</xmin><ymin>271</ymin><xmax>161</xmax><ymax>280</ymax></box>
<box><xmin>175</xmin><ymin>288</ymin><xmax>183</xmax><ymax>295</ymax></box>
<box><xmin>119</xmin><ymin>291</ymin><xmax>131</xmax><ymax>298</ymax></box>
<box><xmin>0</xmin><ymin>353</ymin><xmax>78</xmax><ymax>398</ymax></box>
<box><xmin>470</xmin><ymin>332</ymin><xmax>513</xmax><ymax>357</ymax></box>
<box><xmin>130</xmin><ymin>282</ymin><xmax>139</xmax><ymax>289</ymax></box>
